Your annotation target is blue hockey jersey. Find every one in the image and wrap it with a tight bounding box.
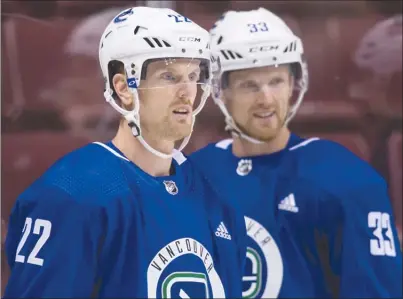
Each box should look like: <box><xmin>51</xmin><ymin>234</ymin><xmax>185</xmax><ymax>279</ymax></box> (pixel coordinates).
<box><xmin>189</xmin><ymin>134</ymin><xmax>402</xmax><ymax>298</ymax></box>
<box><xmin>4</xmin><ymin>141</ymin><xmax>246</xmax><ymax>298</ymax></box>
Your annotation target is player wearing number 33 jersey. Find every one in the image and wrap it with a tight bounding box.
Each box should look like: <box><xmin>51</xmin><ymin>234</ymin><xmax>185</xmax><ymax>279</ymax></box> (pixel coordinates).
<box><xmin>4</xmin><ymin>7</ymin><xmax>246</xmax><ymax>298</ymax></box>
<box><xmin>190</xmin><ymin>7</ymin><xmax>402</xmax><ymax>298</ymax></box>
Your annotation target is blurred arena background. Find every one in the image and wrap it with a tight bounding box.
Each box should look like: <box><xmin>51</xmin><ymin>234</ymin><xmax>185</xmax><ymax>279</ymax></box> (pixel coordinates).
<box><xmin>1</xmin><ymin>0</ymin><xmax>402</xmax><ymax>292</ymax></box>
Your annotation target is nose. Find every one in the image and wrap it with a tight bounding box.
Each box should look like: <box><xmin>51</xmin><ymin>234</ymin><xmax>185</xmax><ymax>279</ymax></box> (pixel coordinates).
<box><xmin>256</xmin><ymin>84</ymin><xmax>275</xmax><ymax>105</ymax></box>
<box><xmin>177</xmin><ymin>78</ymin><xmax>197</xmax><ymax>101</ymax></box>
<box><xmin>177</xmin><ymin>84</ymin><xmax>192</xmax><ymax>99</ymax></box>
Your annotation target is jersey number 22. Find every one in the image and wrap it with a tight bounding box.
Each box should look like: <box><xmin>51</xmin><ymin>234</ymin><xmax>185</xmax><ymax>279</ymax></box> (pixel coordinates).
<box><xmin>15</xmin><ymin>217</ymin><xmax>52</xmax><ymax>266</ymax></box>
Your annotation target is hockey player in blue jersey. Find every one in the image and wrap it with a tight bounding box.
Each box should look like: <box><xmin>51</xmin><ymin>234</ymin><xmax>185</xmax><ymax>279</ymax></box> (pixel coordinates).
<box><xmin>4</xmin><ymin>7</ymin><xmax>246</xmax><ymax>298</ymax></box>
<box><xmin>190</xmin><ymin>8</ymin><xmax>402</xmax><ymax>298</ymax></box>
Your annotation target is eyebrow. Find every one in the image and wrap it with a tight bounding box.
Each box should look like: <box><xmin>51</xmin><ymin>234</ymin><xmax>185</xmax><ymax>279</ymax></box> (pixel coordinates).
<box><xmin>157</xmin><ymin>66</ymin><xmax>201</xmax><ymax>74</ymax></box>
<box><xmin>236</xmin><ymin>71</ymin><xmax>288</xmax><ymax>80</ymax></box>
<box><xmin>189</xmin><ymin>67</ymin><xmax>201</xmax><ymax>74</ymax></box>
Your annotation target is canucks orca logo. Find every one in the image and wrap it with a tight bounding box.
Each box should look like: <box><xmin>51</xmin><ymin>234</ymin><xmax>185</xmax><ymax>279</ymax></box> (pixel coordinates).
<box><xmin>147</xmin><ymin>238</ymin><xmax>225</xmax><ymax>298</ymax></box>
<box><xmin>243</xmin><ymin>247</ymin><xmax>263</xmax><ymax>298</ymax></box>
<box><xmin>114</xmin><ymin>8</ymin><xmax>134</xmax><ymax>23</ymax></box>
<box><xmin>243</xmin><ymin>216</ymin><xmax>283</xmax><ymax>298</ymax></box>
<box><xmin>162</xmin><ymin>272</ymin><xmax>209</xmax><ymax>298</ymax></box>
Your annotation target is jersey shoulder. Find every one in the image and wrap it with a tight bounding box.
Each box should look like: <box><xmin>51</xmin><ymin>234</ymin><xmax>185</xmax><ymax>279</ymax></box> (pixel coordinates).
<box><xmin>288</xmin><ymin>137</ymin><xmax>386</xmax><ymax>193</ymax></box>
<box><xmin>188</xmin><ymin>138</ymin><xmax>236</xmax><ymax>189</ymax></box>
<box><xmin>22</xmin><ymin>142</ymin><xmax>131</xmax><ymax>207</ymax></box>
<box><xmin>189</xmin><ymin>139</ymin><xmax>233</xmax><ymax>168</ymax></box>
<box><xmin>187</xmin><ymin>140</ymin><xmax>243</xmax><ymax>211</ymax></box>
<box><xmin>191</xmin><ymin>138</ymin><xmax>233</xmax><ymax>157</ymax></box>
<box><xmin>187</xmin><ymin>153</ymin><xmax>245</xmax><ymax>234</ymax></box>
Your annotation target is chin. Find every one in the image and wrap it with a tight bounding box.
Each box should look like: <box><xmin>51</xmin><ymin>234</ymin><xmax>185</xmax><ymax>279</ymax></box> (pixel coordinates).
<box><xmin>251</xmin><ymin>132</ymin><xmax>278</xmax><ymax>142</ymax></box>
<box><xmin>170</xmin><ymin>125</ymin><xmax>192</xmax><ymax>141</ymax></box>
<box><xmin>244</xmin><ymin>125</ymin><xmax>281</xmax><ymax>142</ymax></box>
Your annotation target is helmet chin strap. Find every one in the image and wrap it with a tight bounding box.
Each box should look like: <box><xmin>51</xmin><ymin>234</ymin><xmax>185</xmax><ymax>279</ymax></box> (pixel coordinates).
<box><xmin>216</xmin><ymin>99</ymin><xmax>264</xmax><ymax>144</ymax></box>
<box><xmin>104</xmin><ymin>84</ymin><xmax>209</xmax><ymax>160</ymax></box>
<box><xmin>224</xmin><ymin>114</ymin><xmax>264</xmax><ymax>144</ymax></box>
<box><xmin>135</xmin><ymin>117</ymin><xmax>195</xmax><ymax>159</ymax></box>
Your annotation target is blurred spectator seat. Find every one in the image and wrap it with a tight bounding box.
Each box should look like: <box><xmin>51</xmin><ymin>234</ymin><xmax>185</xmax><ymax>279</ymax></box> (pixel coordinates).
<box><xmin>1</xmin><ymin>16</ymin><xmax>77</xmax><ymax>114</ymax></box>
<box><xmin>387</xmin><ymin>131</ymin><xmax>402</xmax><ymax>229</ymax></box>
<box><xmin>295</xmin><ymin>100</ymin><xmax>364</xmax><ymax>124</ymax></box>
<box><xmin>2</xmin><ymin>9</ymin><xmax>124</xmax><ymax>136</ymax></box>
<box><xmin>185</xmin><ymin>11</ymin><xmax>222</xmax><ymax>30</ymax></box>
<box><xmin>1</xmin><ymin>1</ymin><xmax>58</xmax><ymax>19</ymax></box>
<box><xmin>337</xmin><ymin>15</ymin><xmax>402</xmax><ymax>116</ymax></box>
<box><xmin>2</xmin><ymin>7</ymin><xmax>126</xmax><ymax>116</ymax></box>
<box><xmin>225</xmin><ymin>1</ymin><xmax>368</xmax><ymax>17</ymax></box>
<box><xmin>295</xmin><ymin>16</ymin><xmax>347</xmax><ymax>102</ymax></box>
<box><xmin>181</xmin><ymin>1</ymin><xmax>232</xmax><ymax>19</ymax></box>
<box><xmin>55</xmin><ymin>1</ymin><xmax>128</xmax><ymax>17</ymax></box>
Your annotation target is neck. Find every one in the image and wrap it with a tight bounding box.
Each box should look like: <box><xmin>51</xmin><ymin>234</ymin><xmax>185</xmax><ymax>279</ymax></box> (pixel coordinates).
<box><xmin>232</xmin><ymin>127</ymin><xmax>291</xmax><ymax>157</ymax></box>
<box><xmin>112</xmin><ymin>122</ymin><xmax>173</xmax><ymax>177</ymax></box>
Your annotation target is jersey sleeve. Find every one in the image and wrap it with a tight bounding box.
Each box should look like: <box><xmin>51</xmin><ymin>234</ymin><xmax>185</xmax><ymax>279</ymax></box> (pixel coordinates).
<box><xmin>322</xmin><ymin>180</ymin><xmax>402</xmax><ymax>298</ymax></box>
<box><xmin>4</xmin><ymin>183</ymin><xmax>104</xmax><ymax>298</ymax></box>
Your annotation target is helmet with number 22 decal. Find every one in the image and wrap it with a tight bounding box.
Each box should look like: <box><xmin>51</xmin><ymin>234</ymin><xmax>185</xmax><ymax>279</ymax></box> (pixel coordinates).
<box><xmin>99</xmin><ymin>7</ymin><xmax>216</xmax><ymax>158</ymax></box>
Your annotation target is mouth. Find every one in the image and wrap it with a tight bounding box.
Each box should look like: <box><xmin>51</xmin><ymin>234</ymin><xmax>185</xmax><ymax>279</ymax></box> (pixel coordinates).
<box><xmin>172</xmin><ymin>105</ymin><xmax>192</xmax><ymax>116</ymax></box>
<box><xmin>253</xmin><ymin>111</ymin><xmax>275</xmax><ymax>119</ymax></box>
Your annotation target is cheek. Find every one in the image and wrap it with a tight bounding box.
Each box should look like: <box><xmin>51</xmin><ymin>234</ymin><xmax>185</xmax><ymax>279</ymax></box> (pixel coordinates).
<box><xmin>228</xmin><ymin>96</ymin><xmax>252</xmax><ymax>119</ymax></box>
<box><xmin>190</xmin><ymin>85</ymin><xmax>198</xmax><ymax>101</ymax></box>
<box><xmin>274</xmin><ymin>88</ymin><xmax>291</xmax><ymax>107</ymax></box>
<box><xmin>276</xmin><ymin>89</ymin><xmax>292</xmax><ymax>118</ymax></box>
<box><xmin>139</xmin><ymin>90</ymin><xmax>168</xmax><ymax>118</ymax></box>
<box><xmin>176</xmin><ymin>83</ymin><xmax>198</xmax><ymax>102</ymax></box>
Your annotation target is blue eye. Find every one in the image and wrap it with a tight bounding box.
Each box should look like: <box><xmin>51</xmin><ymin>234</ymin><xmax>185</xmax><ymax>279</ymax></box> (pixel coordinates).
<box><xmin>161</xmin><ymin>72</ymin><xmax>176</xmax><ymax>82</ymax></box>
<box><xmin>269</xmin><ymin>77</ymin><xmax>285</xmax><ymax>86</ymax></box>
<box><xmin>239</xmin><ymin>81</ymin><xmax>260</xmax><ymax>91</ymax></box>
<box><xmin>189</xmin><ymin>72</ymin><xmax>200</xmax><ymax>82</ymax></box>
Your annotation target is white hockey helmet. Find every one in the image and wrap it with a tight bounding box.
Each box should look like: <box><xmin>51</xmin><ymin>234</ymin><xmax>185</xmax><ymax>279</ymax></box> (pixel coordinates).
<box><xmin>210</xmin><ymin>7</ymin><xmax>308</xmax><ymax>144</ymax></box>
<box><xmin>99</xmin><ymin>6</ymin><xmax>215</xmax><ymax>158</ymax></box>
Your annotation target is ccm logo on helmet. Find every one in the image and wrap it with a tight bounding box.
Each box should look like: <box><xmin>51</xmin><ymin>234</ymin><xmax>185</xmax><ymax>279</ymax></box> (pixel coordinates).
<box><xmin>249</xmin><ymin>45</ymin><xmax>279</xmax><ymax>53</ymax></box>
<box><xmin>179</xmin><ymin>37</ymin><xmax>201</xmax><ymax>42</ymax></box>
<box><xmin>114</xmin><ymin>8</ymin><xmax>134</xmax><ymax>23</ymax></box>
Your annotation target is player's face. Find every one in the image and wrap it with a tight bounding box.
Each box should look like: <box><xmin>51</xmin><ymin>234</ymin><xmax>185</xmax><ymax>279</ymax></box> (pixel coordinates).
<box><xmin>224</xmin><ymin>65</ymin><xmax>293</xmax><ymax>141</ymax></box>
<box><xmin>138</xmin><ymin>58</ymin><xmax>201</xmax><ymax>141</ymax></box>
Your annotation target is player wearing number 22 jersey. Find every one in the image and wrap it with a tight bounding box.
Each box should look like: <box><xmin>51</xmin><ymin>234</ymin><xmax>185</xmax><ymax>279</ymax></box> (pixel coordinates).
<box><xmin>4</xmin><ymin>6</ymin><xmax>246</xmax><ymax>299</ymax></box>
<box><xmin>5</xmin><ymin>142</ymin><xmax>245</xmax><ymax>298</ymax></box>
<box><xmin>190</xmin><ymin>7</ymin><xmax>402</xmax><ymax>299</ymax></box>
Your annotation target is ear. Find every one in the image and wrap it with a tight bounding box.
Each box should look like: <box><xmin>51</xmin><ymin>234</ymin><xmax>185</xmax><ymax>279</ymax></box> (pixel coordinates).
<box><xmin>112</xmin><ymin>73</ymin><xmax>133</xmax><ymax>108</ymax></box>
